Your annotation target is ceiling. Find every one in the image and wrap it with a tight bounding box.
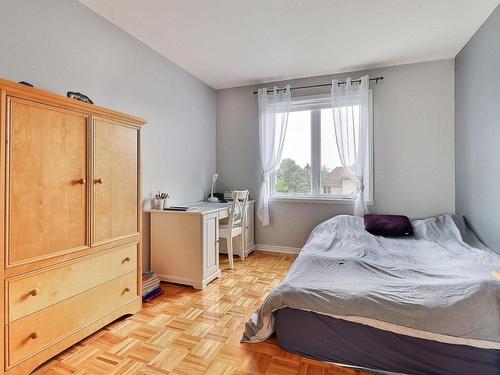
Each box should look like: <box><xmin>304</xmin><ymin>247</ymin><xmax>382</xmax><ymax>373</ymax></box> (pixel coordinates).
<box><xmin>79</xmin><ymin>0</ymin><xmax>499</xmax><ymax>89</ymax></box>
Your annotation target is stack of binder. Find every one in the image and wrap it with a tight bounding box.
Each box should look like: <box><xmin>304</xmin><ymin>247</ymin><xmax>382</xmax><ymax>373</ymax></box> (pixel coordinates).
<box><xmin>142</xmin><ymin>271</ymin><xmax>163</xmax><ymax>302</ymax></box>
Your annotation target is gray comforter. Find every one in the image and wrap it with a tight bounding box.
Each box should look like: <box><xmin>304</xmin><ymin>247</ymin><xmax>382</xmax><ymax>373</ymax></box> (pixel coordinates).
<box><xmin>242</xmin><ymin>215</ymin><xmax>500</xmax><ymax>347</ymax></box>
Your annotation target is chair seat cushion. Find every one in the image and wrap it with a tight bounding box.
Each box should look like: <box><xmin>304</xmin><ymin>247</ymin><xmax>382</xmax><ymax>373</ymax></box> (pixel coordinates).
<box><xmin>220</xmin><ymin>225</ymin><xmax>243</xmax><ymax>238</ymax></box>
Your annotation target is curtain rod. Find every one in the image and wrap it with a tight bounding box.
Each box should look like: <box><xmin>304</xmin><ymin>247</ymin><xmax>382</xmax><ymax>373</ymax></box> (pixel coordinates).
<box><xmin>252</xmin><ymin>76</ymin><xmax>384</xmax><ymax>95</ymax></box>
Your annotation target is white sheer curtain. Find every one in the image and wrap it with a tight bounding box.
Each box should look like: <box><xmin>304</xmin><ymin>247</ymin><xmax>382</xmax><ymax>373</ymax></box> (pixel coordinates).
<box><xmin>257</xmin><ymin>85</ymin><xmax>291</xmax><ymax>226</ymax></box>
<box><xmin>331</xmin><ymin>76</ymin><xmax>370</xmax><ymax>216</ymax></box>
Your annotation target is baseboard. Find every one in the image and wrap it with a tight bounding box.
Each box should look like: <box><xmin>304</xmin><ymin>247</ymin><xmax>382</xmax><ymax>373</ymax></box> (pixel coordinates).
<box><xmin>255</xmin><ymin>244</ymin><xmax>301</xmax><ymax>254</ymax></box>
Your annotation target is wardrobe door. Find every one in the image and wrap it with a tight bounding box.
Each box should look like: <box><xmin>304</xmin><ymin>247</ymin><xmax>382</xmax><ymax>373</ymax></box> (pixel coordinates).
<box><xmin>8</xmin><ymin>99</ymin><xmax>89</xmax><ymax>265</ymax></box>
<box><xmin>93</xmin><ymin>119</ymin><xmax>138</xmax><ymax>244</ymax></box>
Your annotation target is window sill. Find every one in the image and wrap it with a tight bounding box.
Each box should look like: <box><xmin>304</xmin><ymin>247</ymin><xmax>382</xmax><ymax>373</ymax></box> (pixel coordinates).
<box><xmin>270</xmin><ymin>195</ymin><xmax>375</xmax><ymax>205</ymax></box>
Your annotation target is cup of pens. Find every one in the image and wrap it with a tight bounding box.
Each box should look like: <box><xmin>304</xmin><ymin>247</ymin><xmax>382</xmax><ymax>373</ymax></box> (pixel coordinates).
<box><xmin>154</xmin><ymin>192</ymin><xmax>169</xmax><ymax>210</ymax></box>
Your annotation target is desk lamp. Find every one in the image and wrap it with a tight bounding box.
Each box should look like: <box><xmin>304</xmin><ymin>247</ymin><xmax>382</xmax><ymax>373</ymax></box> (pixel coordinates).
<box><xmin>208</xmin><ymin>174</ymin><xmax>219</xmax><ymax>202</ymax></box>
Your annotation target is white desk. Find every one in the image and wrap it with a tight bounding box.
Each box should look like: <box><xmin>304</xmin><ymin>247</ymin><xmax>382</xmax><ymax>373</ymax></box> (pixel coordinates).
<box><xmin>149</xmin><ymin>200</ymin><xmax>255</xmax><ymax>289</ymax></box>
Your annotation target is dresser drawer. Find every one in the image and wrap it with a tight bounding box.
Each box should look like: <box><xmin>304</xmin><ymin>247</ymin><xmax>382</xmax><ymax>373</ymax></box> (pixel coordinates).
<box><xmin>8</xmin><ymin>271</ymin><xmax>137</xmax><ymax>366</ymax></box>
<box><xmin>8</xmin><ymin>244</ymin><xmax>137</xmax><ymax>322</ymax></box>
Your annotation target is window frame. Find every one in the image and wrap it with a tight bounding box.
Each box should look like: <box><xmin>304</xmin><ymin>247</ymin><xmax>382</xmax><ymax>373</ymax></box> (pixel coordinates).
<box><xmin>270</xmin><ymin>91</ymin><xmax>374</xmax><ymax>204</ymax></box>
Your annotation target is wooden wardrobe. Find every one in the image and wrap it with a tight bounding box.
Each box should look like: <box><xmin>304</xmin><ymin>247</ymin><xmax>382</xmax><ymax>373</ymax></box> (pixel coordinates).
<box><xmin>0</xmin><ymin>79</ymin><xmax>146</xmax><ymax>374</ymax></box>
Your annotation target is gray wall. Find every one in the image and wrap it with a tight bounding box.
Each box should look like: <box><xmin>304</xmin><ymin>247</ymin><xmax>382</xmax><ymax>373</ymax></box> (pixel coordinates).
<box><xmin>0</xmin><ymin>0</ymin><xmax>217</xmax><ymax>268</ymax></box>
<box><xmin>217</xmin><ymin>60</ymin><xmax>455</xmax><ymax>248</ymax></box>
<box><xmin>455</xmin><ymin>5</ymin><xmax>500</xmax><ymax>252</ymax></box>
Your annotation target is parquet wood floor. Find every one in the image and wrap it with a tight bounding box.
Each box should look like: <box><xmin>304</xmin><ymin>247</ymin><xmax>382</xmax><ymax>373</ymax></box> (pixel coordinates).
<box><xmin>35</xmin><ymin>252</ymin><xmax>368</xmax><ymax>375</ymax></box>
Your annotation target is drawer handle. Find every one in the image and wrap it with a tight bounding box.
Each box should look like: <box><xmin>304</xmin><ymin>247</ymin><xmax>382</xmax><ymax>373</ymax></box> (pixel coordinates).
<box><xmin>30</xmin><ymin>331</ymin><xmax>40</xmax><ymax>340</ymax></box>
<box><xmin>122</xmin><ymin>257</ymin><xmax>131</xmax><ymax>263</ymax></box>
<box><xmin>123</xmin><ymin>287</ymin><xmax>130</xmax><ymax>294</ymax></box>
<box><xmin>95</xmin><ymin>177</ymin><xmax>104</xmax><ymax>184</ymax></box>
<box><xmin>28</xmin><ymin>288</ymin><xmax>39</xmax><ymax>297</ymax></box>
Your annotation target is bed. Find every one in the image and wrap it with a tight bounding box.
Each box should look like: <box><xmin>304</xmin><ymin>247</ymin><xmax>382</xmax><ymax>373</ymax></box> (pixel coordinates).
<box><xmin>242</xmin><ymin>214</ymin><xmax>500</xmax><ymax>375</ymax></box>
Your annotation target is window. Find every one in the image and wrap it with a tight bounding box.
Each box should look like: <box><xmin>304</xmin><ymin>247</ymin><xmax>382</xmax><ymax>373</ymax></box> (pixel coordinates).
<box><xmin>275</xmin><ymin>110</ymin><xmax>312</xmax><ymax>194</ymax></box>
<box><xmin>272</xmin><ymin>93</ymin><xmax>373</xmax><ymax>202</ymax></box>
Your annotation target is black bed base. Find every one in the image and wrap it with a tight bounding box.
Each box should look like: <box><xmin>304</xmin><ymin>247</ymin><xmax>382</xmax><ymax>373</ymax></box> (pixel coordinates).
<box><xmin>275</xmin><ymin>308</ymin><xmax>500</xmax><ymax>375</ymax></box>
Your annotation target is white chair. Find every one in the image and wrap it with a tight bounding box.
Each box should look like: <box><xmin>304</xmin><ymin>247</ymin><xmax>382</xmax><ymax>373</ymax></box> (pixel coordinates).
<box><xmin>219</xmin><ymin>190</ymin><xmax>249</xmax><ymax>269</ymax></box>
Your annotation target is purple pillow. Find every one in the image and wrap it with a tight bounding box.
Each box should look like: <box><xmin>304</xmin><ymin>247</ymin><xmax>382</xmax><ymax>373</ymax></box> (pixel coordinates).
<box><xmin>363</xmin><ymin>214</ymin><xmax>414</xmax><ymax>237</ymax></box>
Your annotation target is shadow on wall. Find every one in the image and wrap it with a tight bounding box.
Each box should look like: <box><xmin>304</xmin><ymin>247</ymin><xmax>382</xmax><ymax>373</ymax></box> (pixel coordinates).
<box><xmin>142</xmin><ymin>210</ymin><xmax>151</xmax><ymax>271</ymax></box>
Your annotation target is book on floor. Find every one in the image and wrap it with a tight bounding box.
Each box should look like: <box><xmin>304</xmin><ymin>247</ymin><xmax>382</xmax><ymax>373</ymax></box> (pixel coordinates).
<box><xmin>142</xmin><ymin>271</ymin><xmax>162</xmax><ymax>302</ymax></box>
<box><xmin>142</xmin><ymin>286</ymin><xmax>163</xmax><ymax>303</ymax></box>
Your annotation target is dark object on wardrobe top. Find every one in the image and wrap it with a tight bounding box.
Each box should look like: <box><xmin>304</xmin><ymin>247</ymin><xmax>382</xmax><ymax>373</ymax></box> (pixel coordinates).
<box><xmin>67</xmin><ymin>91</ymin><xmax>93</xmax><ymax>104</ymax></box>
<box><xmin>18</xmin><ymin>81</ymin><xmax>34</xmax><ymax>87</ymax></box>
<box><xmin>364</xmin><ymin>214</ymin><xmax>414</xmax><ymax>237</ymax></box>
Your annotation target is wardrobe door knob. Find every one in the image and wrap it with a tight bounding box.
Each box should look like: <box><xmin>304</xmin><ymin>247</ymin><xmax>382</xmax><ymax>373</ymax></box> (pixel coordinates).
<box><xmin>29</xmin><ymin>288</ymin><xmax>39</xmax><ymax>297</ymax></box>
<box><xmin>95</xmin><ymin>178</ymin><xmax>104</xmax><ymax>184</ymax></box>
<box><xmin>78</xmin><ymin>178</ymin><xmax>86</xmax><ymax>184</ymax></box>
<box><xmin>30</xmin><ymin>331</ymin><xmax>40</xmax><ymax>339</ymax></box>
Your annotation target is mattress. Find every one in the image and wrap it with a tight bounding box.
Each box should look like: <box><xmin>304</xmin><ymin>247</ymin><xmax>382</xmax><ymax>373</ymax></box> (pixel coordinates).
<box><xmin>275</xmin><ymin>308</ymin><xmax>500</xmax><ymax>375</ymax></box>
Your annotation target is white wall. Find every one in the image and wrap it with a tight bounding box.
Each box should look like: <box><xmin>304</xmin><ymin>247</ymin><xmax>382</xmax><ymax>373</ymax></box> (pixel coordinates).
<box><xmin>455</xmin><ymin>5</ymin><xmax>500</xmax><ymax>252</ymax></box>
<box><xmin>0</xmin><ymin>1</ymin><xmax>456</xmax><ymax>253</ymax></box>
<box><xmin>217</xmin><ymin>59</ymin><xmax>455</xmax><ymax>248</ymax></box>
<box><xmin>0</xmin><ymin>0</ymin><xmax>217</xmax><ymax>268</ymax></box>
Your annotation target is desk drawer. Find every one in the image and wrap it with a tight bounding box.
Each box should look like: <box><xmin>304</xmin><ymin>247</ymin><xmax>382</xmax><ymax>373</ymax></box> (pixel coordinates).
<box><xmin>218</xmin><ymin>208</ymin><xmax>229</xmax><ymax>220</ymax></box>
<box><xmin>8</xmin><ymin>244</ymin><xmax>137</xmax><ymax>322</ymax></box>
<box><xmin>8</xmin><ymin>271</ymin><xmax>137</xmax><ymax>366</ymax></box>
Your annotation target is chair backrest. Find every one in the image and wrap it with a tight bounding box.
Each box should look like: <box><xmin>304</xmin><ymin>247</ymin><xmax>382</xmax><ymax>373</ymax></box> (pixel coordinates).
<box><xmin>228</xmin><ymin>190</ymin><xmax>249</xmax><ymax>231</ymax></box>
